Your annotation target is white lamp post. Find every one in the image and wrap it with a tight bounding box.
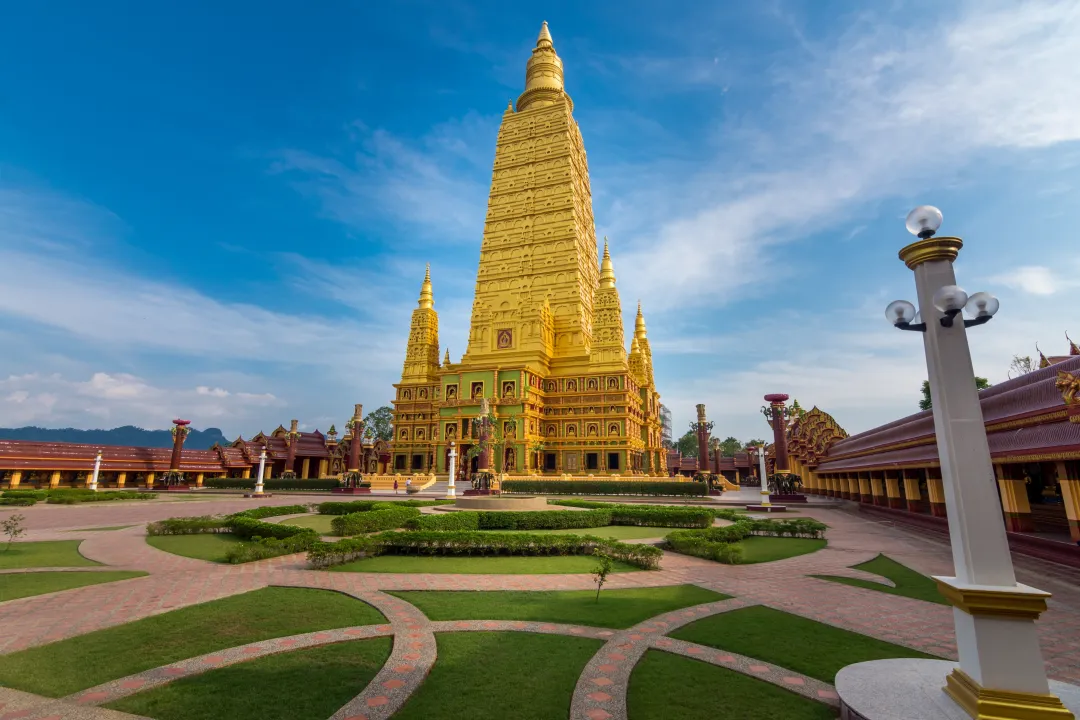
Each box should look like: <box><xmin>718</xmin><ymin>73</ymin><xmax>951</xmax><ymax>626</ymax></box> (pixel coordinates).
<box><xmin>447</xmin><ymin>441</ymin><xmax>457</xmax><ymax>499</ymax></box>
<box><xmin>90</xmin><ymin>451</ymin><xmax>102</xmax><ymax>492</ymax></box>
<box><xmin>852</xmin><ymin>206</ymin><xmax>1075</xmax><ymax>719</ymax></box>
<box><xmin>255</xmin><ymin>451</ymin><xmax>267</xmax><ymax>496</ymax></box>
<box><xmin>756</xmin><ymin>446</ymin><xmax>770</xmax><ymax>507</ymax></box>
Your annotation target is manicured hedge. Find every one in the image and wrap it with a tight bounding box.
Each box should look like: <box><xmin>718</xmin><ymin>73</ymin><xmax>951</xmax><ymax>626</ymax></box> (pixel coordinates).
<box><xmin>663</xmin><ymin>517</ymin><xmax>827</xmax><ymax>564</ymax></box>
<box><xmin>502</xmin><ymin>480</ymin><xmax>707</xmax><ymax>497</ymax></box>
<box><xmin>227</xmin><ymin>516</ymin><xmax>317</xmax><ymax>541</ymax></box>
<box><xmin>0</xmin><ymin>497</ymin><xmax>36</xmax><ymax>506</ymax></box>
<box><xmin>2</xmin><ymin>490</ymin><xmax>48</xmax><ymax>500</ymax></box>
<box><xmin>405</xmin><ymin>513</ymin><xmax>480</xmax><ymax>531</ymax></box>
<box><xmin>203</xmin><ymin>477</ymin><xmax>341</xmax><ymax>490</ymax></box>
<box><xmin>229</xmin><ymin>505</ymin><xmax>309</xmax><ymax>520</ymax></box>
<box><xmin>47</xmin><ymin>490</ymin><xmax>156</xmax><ymax>504</ymax></box>
<box><xmin>147</xmin><ymin>517</ymin><xmax>232</xmax><ymax>536</ymax></box>
<box><xmin>223</xmin><ymin>534</ymin><xmax>318</xmax><ymax>564</ymax></box>
<box><xmin>549</xmin><ymin>500</ymin><xmax>716</xmax><ymax>528</ymax></box>
<box><xmin>330</xmin><ymin>506</ymin><xmax>421</xmax><ymax>536</ymax></box>
<box><xmin>318</xmin><ymin>500</ymin><xmax>379</xmax><ymax>515</ymax></box>
<box><xmin>306</xmin><ymin>531</ymin><xmax>663</xmax><ymax>570</ymax></box>
<box><xmin>476</xmin><ymin>509</ymin><xmax>613</xmax><ymax>530</ymax></box>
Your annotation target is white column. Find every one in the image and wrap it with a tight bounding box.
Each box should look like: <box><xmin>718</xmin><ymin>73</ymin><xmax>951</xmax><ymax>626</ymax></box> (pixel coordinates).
<box><xmin>255</xmin><ymin>451</ymin><xmax>266</xmax><ymax>495</ymax></box>
<box><xmin>446</xmin><ymin>442</ymin><xmax>457</xmax><ymax>499</ymax></box>
<box><xmin>758</xmin><ymin>448</ymin><xmax>770</xmax><ymax>507</ymax></box>
<box><xmin>90</xmin><ymin>452</ymin><xmax>102</xmax><ymax>492</ymax></box>
<box><xmin>912</xmin><ymin>251</ymin><xmax>1053</xmax><ymax>697</ymax></box>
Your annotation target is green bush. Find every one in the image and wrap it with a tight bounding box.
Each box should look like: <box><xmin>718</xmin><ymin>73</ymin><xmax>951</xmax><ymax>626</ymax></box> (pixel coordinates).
<box><xmin>375</xmin><ymin>499</ymin><xmax>454</xmax><ymax>508</ymax></box>
<box><xmin>223</xmin><ymin>534</ymin><xmax>318</xmax><ymax>564</ymax></box>
<box><xmin>548</xmin><ymin>500</ymin><xmax>715</xmax><ymax>528</ymax></box>
<box><xmin>374</xmin><ymin>531</ymin><xmax>663</xmax><ymax>570</ymax></box>
<box><xmin>147</xmin><ymin>517</ymin><xmax>232</xmax><ymax>536</ymax></box>
<box><xmin>227</xmin><ymin>516</ymin><xmax>317</xmax><ymax>541</ymax></box>
<box><xmin>663</xmin><ymin>516</ymin><xmax>827</xmax><ymax>564</ymax></box>
<box><xmin>2</xmin><ymin>490</ymin><xmax>48</xmax><ymax>500</ymax></box>
<box><xmin>229</xmin><ymin>504</ymin><xmax>309</xmax><ymax>520</ymax></box>
<box><xmin>476</xmin><ymin>509</ymin><xmax>613</xmax><ymax>530</ymax></box>
<box><xmin>665</xmin><ymin>531</ymin><xmax>746</xmax><ymax>563</ymax></box>
<box><xmin>0</xmin><ymin>497</ymin><xmax>36</xmax><ymax>506</ymax></box>
<box><xmin>404</xmin><ymin>513</ymin><xmax>481</xmax><ymax>531</ymax></box>
<box><xmin>45</xmin><ymin>490</ymin><xmax>156</xmax><ymax>504</ymax></box>
<box><xmin>307</xmin><ymin>536</ymin><xmax>380</xmax><ymax>569</ymax></box>
<box><xmin>203</xmin><ymin>477</ymin><xmax>341</xmax><ymax>490</ymax></box>
<box><xmin>330</xmin><ymin>506</ymin><xmax>421</xmax><ymax>536</ymax></box>
<box><xmin>502</xmin><ymin>480</ymin><xmax>707</xmax><ymax>497</ymax></box>
<box><xmin>318</xmin><ymin>500</ymin><xmax>379</xmax><ymax>515</ymax></box>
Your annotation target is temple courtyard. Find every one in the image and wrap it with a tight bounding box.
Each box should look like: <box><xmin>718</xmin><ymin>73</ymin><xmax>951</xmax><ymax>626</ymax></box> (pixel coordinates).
<box><xmin>0</xmin><ymin>490</ymin><xmax>1076</xmax><ymax>720</ymax></box>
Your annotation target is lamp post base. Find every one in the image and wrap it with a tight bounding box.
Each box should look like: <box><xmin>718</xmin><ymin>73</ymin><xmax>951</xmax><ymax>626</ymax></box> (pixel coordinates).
<box><xmin>836</xmin><ymin>659</ymin><xmax>1079</xmax><ymax>720</ymax></box>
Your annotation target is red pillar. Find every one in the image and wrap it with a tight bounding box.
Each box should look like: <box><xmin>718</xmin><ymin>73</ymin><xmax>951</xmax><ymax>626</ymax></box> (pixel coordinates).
<box><xmin>348</xmin><ymin>404</ymin><xmax>364</xmax><ymax>472</ymax></box>
<box><xmin>762</xmin><ymin>394</ymin><xmax>790</xmax><ymax>474</ymax></box>
<box><xmin>169</xmin><ymin>419</ymin><xmax>190</xmax><ymax>471</ymax></box>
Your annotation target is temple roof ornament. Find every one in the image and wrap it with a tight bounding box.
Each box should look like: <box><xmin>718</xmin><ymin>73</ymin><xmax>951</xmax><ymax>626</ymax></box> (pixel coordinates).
<box><xmin>418</xmin><ymin>263</ymin><xmax>434</xmax><ymax>310</ymax></box>
<box><xmin>599</xmin><ymin>238</ymin><xmax>616</xmax><ymax>289</ymax></box>
<box><xmin>1068</xmin><ymin>332</ymin><xmax>1079</xmax><ymax>356</ymax></box>
<box><xmin>635</xmin><ymin>301</ymin><xmax>647</xmax><ymax>339</ymax></box>
<box><xmin>517</xmin><ymin>21</ymin><xmax>571</xmax><ymax>112</ymax></box>
<box><xmin>1038</xmin><ymin>343</ymin><xmax>1051</xmax><ymax>369</ymax></box>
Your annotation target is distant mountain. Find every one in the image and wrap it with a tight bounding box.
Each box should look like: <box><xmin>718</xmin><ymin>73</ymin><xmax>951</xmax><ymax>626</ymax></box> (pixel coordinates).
<box><xmin>0</xmin><ymin>425</ymin><xmax>231</xmax><ymax>450</ymax></box>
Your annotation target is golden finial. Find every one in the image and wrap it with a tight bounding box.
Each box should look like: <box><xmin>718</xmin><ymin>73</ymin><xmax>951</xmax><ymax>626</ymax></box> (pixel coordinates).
<box><xmin>518</xmin><ymin>21</ymin><xmax>567</xmax><ymax>112</ymax></box>
<box><xmin>1037</xmin><ymin>343</ymin><xmax>1050</xmax><ymax>368</ymax></box>
<box><xmin>443</xmin><ymin>348</ymin><xmax>451</xmax><ymax>366</ymax></box>
<box><xmin>599</xmin><ymin>237</ymin><xmax>616</xmax><ymax>289</ymax></box>
<box><xmin>505</xmin><ymin>99</ymin><xmax>514</xmax><ymax>113</ymax></box>
<box><xmin>635</xmin><ymin>301</ymin><xmax>647</xmax><ymax>339</ymax></box>
<box><xmin>418</xmin><ymin>263</ymin><xmax>434</xmax><ymax>309</ymax></box>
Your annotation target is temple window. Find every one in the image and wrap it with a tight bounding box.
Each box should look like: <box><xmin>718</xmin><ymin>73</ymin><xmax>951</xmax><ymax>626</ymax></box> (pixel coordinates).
<box><xmin>394</xmin><ymin>455</ymin><xmax>406</xmax><ymax>470</ymax></box>
<box><xmin>608</xmin><ymin>453</ymin><xmax>621</xmax><ymax>470</ymax></box>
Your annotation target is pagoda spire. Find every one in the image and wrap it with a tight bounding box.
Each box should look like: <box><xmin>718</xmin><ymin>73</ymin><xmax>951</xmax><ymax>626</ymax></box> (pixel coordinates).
<box><xmin>443</xmin><ymin>347</ymin><xmax>451</xmax><ymax>366</ymax></box>
<box><xmin>599</xmin><ymin>237</ymin><xmax>616</xmax><ymax>289</ymax></box>
<box><xmin>517</xmin><ymin>21</ymin><xmax>571</xmax><ymax>111</ymax></box>
<box><xmin>635</xmin><ymin>301</ymin><xmax>647</xmax><ymax>340</ymax></box>
<box><xmin>418</xmin><ymin>263</ymin><xmax>434</xmax><ymax>309</ymax></box>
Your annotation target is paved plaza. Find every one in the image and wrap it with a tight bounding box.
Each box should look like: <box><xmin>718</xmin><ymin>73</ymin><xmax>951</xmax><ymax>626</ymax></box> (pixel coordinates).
<box><xmin>2</xmin><ymin>493</ymin><xmax>1080</xmax><ymax>719</ymax></box>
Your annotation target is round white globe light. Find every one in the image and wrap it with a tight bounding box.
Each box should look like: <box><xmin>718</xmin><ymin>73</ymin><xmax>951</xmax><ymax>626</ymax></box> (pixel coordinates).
<box><xmin>912</xmin><ymin>310</ymin><xmax>922</xmax><ymax>326</ymax></box>
<box><xmin>905</xmin><ymin>205</ymin><xmax>943</xmax><ymax>238</ymax></box>
<box><xmin>933</xmin><ymin>285</ymin><xmax>969</xmax><ymax>313</ymax></box>
<box><xmin>886</xmin><ymin>299</ymin><xmax>917</xmax><ymax>325</ymax></box>
<box><xmin>965</xmin><ymin>291</ymin><xmax>1000</xmax><ymax>318</ymax></box>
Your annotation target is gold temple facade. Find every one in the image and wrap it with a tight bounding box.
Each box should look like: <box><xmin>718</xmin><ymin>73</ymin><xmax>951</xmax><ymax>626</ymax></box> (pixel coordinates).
<box><xmin>390</xmin><ymin>22</ymin><xmax>666</xmax><ymax>478</ymax></box>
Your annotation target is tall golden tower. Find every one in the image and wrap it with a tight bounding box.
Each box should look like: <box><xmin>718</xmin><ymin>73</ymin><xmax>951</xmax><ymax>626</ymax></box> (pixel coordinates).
<box><xmin>390</xmin><ymin>22</ymin><xmax>665</xmax><ymax>478</ymax></box>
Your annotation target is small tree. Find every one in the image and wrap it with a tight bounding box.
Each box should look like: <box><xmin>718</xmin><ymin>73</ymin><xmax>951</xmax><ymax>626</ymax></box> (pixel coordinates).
<box><xmin>2</xmin><ymin>513</ymin><xmax>26</xmax><ymax>551</ymax></box>
<box><xmin>718</xmin><ymin>436</ymin><xmax>742</xmax><ymax>457</ymax></box>
<box><xmin>1009</xmin><ymin>354</ymin><xmax>1036</xmax><ymax>379</ymax></box>
<box><xmin>592</xmin><ymin>549</ymin><xmax>614</xmax><ymax>603</ymax></box>
<box><xmin>674</xmin><ymin>430</ymin><xmax>698</xmax><ymax>458</ymax></box>
<box><xmin>363</xmin><ymin>406</ymin><xmax>394</xmax><ymax>442</ymax></box>
<box><xmin>920</xmin><ymin>377</ymin><xmax>991</xmax><ymax>410</ymax></box>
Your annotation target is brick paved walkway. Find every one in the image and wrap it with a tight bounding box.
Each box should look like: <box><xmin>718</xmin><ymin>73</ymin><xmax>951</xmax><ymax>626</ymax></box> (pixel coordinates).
<box><xmin>2</xmin><ymin>499</ymin><xmax>1079</xmax><ymax>719</ymax></box>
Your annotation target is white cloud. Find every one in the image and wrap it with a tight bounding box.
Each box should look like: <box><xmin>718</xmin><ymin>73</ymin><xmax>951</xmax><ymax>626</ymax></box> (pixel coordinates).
<box><xmin>988</xmin><ymin>265</ymin><xmax>1062</xmax><ymax>296</ymax></box>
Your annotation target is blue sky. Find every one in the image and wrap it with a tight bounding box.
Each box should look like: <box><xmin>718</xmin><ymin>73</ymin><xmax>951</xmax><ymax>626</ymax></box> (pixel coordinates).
<box><xmin>2</xmin><ymin>0</ymin><xmax>1079</xmax><ymax>440</ymax></box>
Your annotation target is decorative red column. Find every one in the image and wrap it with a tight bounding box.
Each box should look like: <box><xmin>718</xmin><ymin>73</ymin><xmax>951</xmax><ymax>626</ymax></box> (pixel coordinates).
<box><xmin>161</xmin><ymin>419</ymin><xmax>191</xmax><ymax>489</ymax></box>
<box><xmin>348</xmin><ymin>404</ymin><xmax>364</xmax><ymax>472</ymax></box>
<box><xmin>477</xmin><ymin>398</ymin><xmax>493</xmax><ymax>473</ymax></box>
<box><xmin>762</xmin><ymin>394</ymin><xmax>790</xmax><ymax>472</ymax></box>
<box><xmin>284</xmin><ymin>419</ymin><xmax>299</xmax><ymax>477</ymax></box>
<box><xmin>692</xmin><ymin>404</ymin><xmax>712</xmax><ymax>473</ymax></box>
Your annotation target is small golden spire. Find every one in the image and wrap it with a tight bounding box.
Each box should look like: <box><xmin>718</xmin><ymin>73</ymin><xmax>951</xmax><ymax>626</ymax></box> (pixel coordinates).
<box><xmin>443</xmin><ymin>348</ymin><xmax>451</xmax><ymax>366</ymax></box>
<box><xmin>599</xmin><ymin>237</ymin><xmax>616</xmax><ymax>289</ymax></box>
<box><xmin>635</xmin><ymin>301</ymin><xmax>647</xmax><ymax>339</ymax></box>
<box><xmin>1037</xmin><ymin>343</ymin><xmax>1050</xmax><ymax>368</ymax></box>
<box><xmin>418</xmin><ymin>263</ymin><xmax>434</xmax><ymax>309</ymax></box>
<box><xmin>505</xmin><ymin>99</ymin><xmax>514</xmax><ymax>113</ymax></box>
<box><xmin>537</xmin><ymin>20</ymin><xmax>553</xmax><ymax>47</ymax></box>
<box><xmin>517</xmin><ymin>21</ymin><xmax>568</xmax><ymax>111</ymax></box>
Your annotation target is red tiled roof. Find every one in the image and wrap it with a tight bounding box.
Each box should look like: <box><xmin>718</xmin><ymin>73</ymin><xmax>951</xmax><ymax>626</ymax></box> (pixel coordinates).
<box><xmin>0</xmin><ymin>440</ymin><xmax>226</xmax><ymax>472</ymax></box>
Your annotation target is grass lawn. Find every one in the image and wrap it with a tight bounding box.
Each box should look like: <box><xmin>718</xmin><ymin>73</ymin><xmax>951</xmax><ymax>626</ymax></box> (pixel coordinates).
<box><xmin>0</xmin><ymin>540</ymin><xmax>100</xmax><ymax>569</ymax></box>
<box><xmin>330</xmin><ymin>554</ymin><xmax>640</xmax><ymax>574</ymax></box>
<box><xmin>281</xmin><ymin>515</ymin><xmax>335</xmax><ymax>534</ymax></box>
<box><xmin>395</xmin><ymin>632</ymin><xmax>601</xmax><ymax>720</ymax></box>
<box><xmin>477</xmin><ymin>525</ymin><xmax>685</xmax><ymax>540</ymax></box>
<box><xmin>146</xmin><ymin>533</ymin><xmax>243</xmax><ymax>563</ymax></box>
<box><xmin>391</xmin><ymin>585</ymin><xmax>729</xmax><ymax>629</ymax></box>
<box><xmin>671</xmin><ymin>605</ymin><xmax>938</xmax><ymax>683</ymax></box>
<box><xmin>67</xmin><ymin>526</ymin><xmax>134</xmax><ymax>532</ymax></box>
<box><xmin>812</xmin><ymin>554</ymin><xmax>947</xmax><ymax>605</ymax></box>
<box><xmin>737</xmin><ymin>536</ymin><xmax>826</xmax><ymax>564</ymax></box>
<box><xmin>108</xmin><ymin>638</ymin><xmax>391</xmax><ymax>720</ymax></box>
<box><xmin>0</xmin><ymin>571</ymin><xmax>147</xmax><ymax>602</ymax></box>
<box><xmin>629</xmin><ymin>649</ymin><xmax>835</xmax><ymax>720</ymax></box>
<box><xmin>0</xmin><ymin>586</ymin><xmax>387</xmax><ymax>697</ymax></box>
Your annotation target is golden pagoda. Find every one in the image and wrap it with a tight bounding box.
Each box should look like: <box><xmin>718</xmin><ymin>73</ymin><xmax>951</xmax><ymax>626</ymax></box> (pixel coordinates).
<box><xmin>390</xmin><ymin>22</ymin><xmax>666</xmax><ymax>478</ymax></box>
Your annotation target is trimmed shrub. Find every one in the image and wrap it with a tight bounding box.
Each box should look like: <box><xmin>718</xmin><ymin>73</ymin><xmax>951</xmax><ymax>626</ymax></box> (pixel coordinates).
<box><xmin>203</xmin><ymin>477</ymin><xmax>340</xmax><ymax>491</ymax></box>
<box><xmin>330</xmin><ymin>506</ymin><xmax>421</xmax><ymax>536</ymax></box>
<box><xmin>476</xmin><ymin>509</ymin><xmax>613</xmax><ymax>531</ymax></box>
<box><xmin>307</xmin><ymin>536</ymin><xmax>380</xmax><ymax>569</ymax></box>
<box><xmin>223</xmin><ymin>533</ymin><xmax>318</xmax><ymax>564</ymax></box>
<box><xmin>227</xmin><ymin>516</ymin><xmax>316</xmax><ymax>541</ymax></box>
<box><xmin>404</xmin><ymin>513</ymin><xmax>481</xmax><ymax>531</ymax></box>
<box><xmin>318</xmin><ymin>500</ymin><xmax>379</xmax><ymax>515</ymax></box>
<box><xmin>46</xmin><ymin>490</ymin><xmax>156</xmax><ymax>504</ymax></box>
<box><xmin>147</xmin><ymin>517</ymin><xmax>232</xmax><ymax>536</ymax></box>
<box><xmin>229</xmin><ymin>505</ymin><xmax>309</xmax><ymax>520</ymax></box>
<box><xmin>665</xmin><ymin>531</ymin><xmax>746</xmax><ymax>564</ymax></box>
<box><xmin>663</xmin><ymin>517</ymin><xmax>827</xmax><ymax>564</ymax></box>
<box><xmin>2</xmin><ymin>490</ymin><xmax>48</xmax><ymax>500</ymax></box>
<box><xmin>0</xmin><ymin>497</ymin><xmax>36</xmax><ymax>506</ymax></box>
<box><xmin>373</xmin><ymin>531</ymin><xmax>663</xmax><ymax>570</ymax></box>
<box><xmin>549</xmin><ymin>500</ymin><xmax>716</xmax><ymax>528</ymax></box>
<box><xmin>502</xmin><ymin>480</ymin><xmax>707</xmax><ymax>497</ymax></box>
<box><xmin>375</xmin><ymin>499</ymin><xmax>454</xmax><ymax>508</ymax></box>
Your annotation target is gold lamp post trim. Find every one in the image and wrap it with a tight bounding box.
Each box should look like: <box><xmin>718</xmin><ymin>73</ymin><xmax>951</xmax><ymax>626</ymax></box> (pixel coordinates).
<box><xmin>945</xmin><ymin>668</ymin><xmax>1075</xmax><ymax>720</ymax></box>
<box><xmin>898</xmin><ymin>236</ymin><xmax>964</xmax><ymax>269</ymax></box>
<box><xmin>934</xmin><ymin>578</ymin><xmax>1051</xmax><ymax>620</ymax></box>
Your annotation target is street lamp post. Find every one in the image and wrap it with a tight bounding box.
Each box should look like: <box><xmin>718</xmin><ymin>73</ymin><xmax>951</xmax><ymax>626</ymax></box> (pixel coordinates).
<box><xmin>90</xmin><ymin>451</ymin><xmax>102</xmax><ymax>492</ymax></box>
<box><xmin>841</xmin><ymin>206</ymin><xmax>1076</xmax><ymax>719</ymax></box>
<box><xmin>755</xmin><ymin>445</ymin><xmax>769</xmax><ymax>507</ymax></box>
<box><xmin>255</xmin><ymin>451</ymin><xmax>267</xmax><ymax>496</ymax></box>
<box><xmin>447</xmin><ymin>442</ymin><xmax>457</xmax><ymax>499</ymax></box>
